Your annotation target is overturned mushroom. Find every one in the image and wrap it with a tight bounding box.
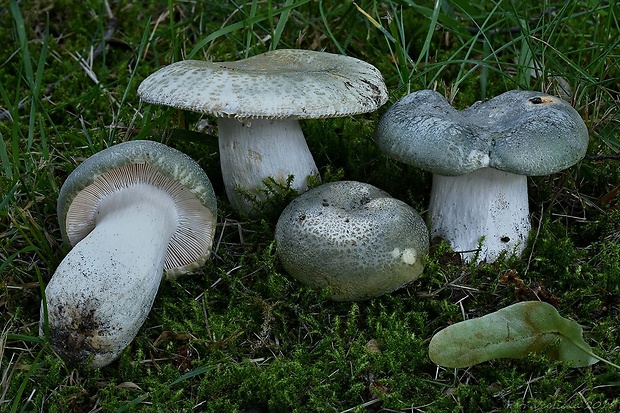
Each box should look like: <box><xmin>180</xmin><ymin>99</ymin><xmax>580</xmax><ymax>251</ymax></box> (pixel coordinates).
<box><xmin>275</xmin><ymin>181</ymin><xmax>429</xmax><ymax>301</ymax></box>
<box><xmin>138</xmin><ymin>49</ymin><xmax>388</xmax><ymax>214</ymax></box>
<box><xmin>41</xmin><ymin>140</ymin><xmax>217</xmax><ymax>367</ymax></box>
<box><xmin>375</xmin><ymin>90</ymin><xmax>589</xmax><ymax>263</ymax></box>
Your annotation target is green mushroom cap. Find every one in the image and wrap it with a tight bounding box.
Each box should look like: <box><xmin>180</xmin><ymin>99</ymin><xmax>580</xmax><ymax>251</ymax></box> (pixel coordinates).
<box><xmin>375</xmin><ymin>89</ymin><xmax>589</xmax><ymax>176</ymax></box>
<box><xmin>275</xmin><ymin>181</ymin><xmax>429</xmax><ymax>301</ymax></box>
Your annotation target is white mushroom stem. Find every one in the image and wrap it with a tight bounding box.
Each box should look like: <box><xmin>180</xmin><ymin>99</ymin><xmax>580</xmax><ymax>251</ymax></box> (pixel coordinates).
<box><xmin>217</xmin><ymin>117</ymin><xmax>319</xmax><ymax>214</ymax></box>
<box><xmin>43</xmin><ymin>184</ymin><xmax>178</xmax><ymax>367</ymax></box>
<box><xmin>428</xmin><ymin>167</ymin><xmax>531</xmax><ymax>263</ymax></box>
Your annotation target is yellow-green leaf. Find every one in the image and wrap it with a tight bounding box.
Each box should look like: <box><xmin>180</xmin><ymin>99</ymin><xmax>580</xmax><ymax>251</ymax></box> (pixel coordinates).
<box><xmin>429</xmin><ymin>301</ymin><xmax>599</xmax><ymax>368</ymax></box>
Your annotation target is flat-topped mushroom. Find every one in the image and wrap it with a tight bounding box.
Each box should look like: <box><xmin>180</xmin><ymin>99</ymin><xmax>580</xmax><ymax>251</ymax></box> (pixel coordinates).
<box><xmin>275</xmin><ymin>181</ymin><xmax>429</xmax><ymax>301</ymax></box>
<box><xmin>138</xmin><ymin>49</ymin><xmax>388</xmax><ymax>214</ymax></box>
<box><xmin>375</xmin><ymin>90</ymin><xmax>589</xmax><ymax>263</ymax></box>
<box><xmin>41</xmin><ymin>140</ymin><xmax>217</xmax><ymax>367</ymax></box>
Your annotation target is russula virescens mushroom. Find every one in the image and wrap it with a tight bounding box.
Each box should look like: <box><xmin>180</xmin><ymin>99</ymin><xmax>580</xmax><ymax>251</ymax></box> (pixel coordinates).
<box><xmin>275</xmin><ymin>181</ymin><xmax>429</xmax><ymax>301</ymax></box>
<box><xmin>137</xmin><ymin>49</ymin><xmax>388</xmax><ymax>214</ymax></box>
<box><xmin>41</xmin><ymin>140</ymin><xmax>217</xmax><ymax>367</ymax></box>
<box><xmin>374</xmin><ymin>90</ymin><xmax>589</xmax><ymax>263</ymax></box>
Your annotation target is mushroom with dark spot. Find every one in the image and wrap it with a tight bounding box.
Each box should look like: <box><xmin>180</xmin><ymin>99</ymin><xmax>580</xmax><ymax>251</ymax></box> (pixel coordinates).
<box><xmin>275</xmin><ymin>181</ymin><xmax>429</xmax><ymax>301</ymax></box>
<box><xmin>374</xmin><ymin>90</ymin><xmax>589</xmax><ymax>263</ymax></box>
<box><xmin>41</xmin><ymin>140</ymin><xmax>217</xmax><ymax>368</ymax></box>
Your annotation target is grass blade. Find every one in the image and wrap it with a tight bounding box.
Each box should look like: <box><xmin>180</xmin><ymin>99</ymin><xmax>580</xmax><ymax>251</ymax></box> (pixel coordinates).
<box><xmin>0</xmin><ymin>246</ymin><xmax>37</xmax><ymax>275</ymax></box>
<box><xmin>319</xmin><ymin>0</ymin><xmax>346</xmax><ymax>55</ymax></box>
<box><xmin>271</xmin><ymin>0</ymin><xmax>296</xmax><ymax>50</ymax></box>
<box><xmin>9</xmin><ymin>1</ymin><xmax>33</xmax><ymax>86</ymax></box>
<box><xmin>170</xmin><ymin>363</ymin><xmax>219</xmax><ymax>386</ymax></box>
<box><xmin>0</xmin><ymin>131</ymin><xmax>13</xmax><ymax>180</ymax></box>
<box><xmin>186</xmin><ymin>0</ymin><xmax>310</xmax><ymax>59</ymax></box>
<box><xmin>416</xmin><ymin>0</ymin><xmax>442</xmax><ymax>68</ymax></box>
<box><xmin>5</xmin><ymin>334</ymin><xmax>44</xmax><ymax>344</ymax></box>
<box><xmin>9</xmin><ymin>351</ymin><xmax>44</xmax><ymax>413</ymax></box>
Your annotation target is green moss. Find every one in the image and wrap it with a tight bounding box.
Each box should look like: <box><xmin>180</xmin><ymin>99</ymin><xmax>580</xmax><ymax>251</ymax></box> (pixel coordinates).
<box><xmin>2</xmin><ymin>0</ymin><xmax>619</xmax><ymax>410</ymax></box>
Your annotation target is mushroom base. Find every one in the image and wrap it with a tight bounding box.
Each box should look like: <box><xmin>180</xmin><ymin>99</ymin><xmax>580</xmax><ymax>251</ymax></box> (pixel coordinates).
<box><xmin>42</xmin><ymin>184</ymin><xmax>178</xmax><ymax>367</ymax></box>
<box><xmin>428</xmin><ymin>168</ymin><xmax>531</xmax><ymax>263</ymax></box>
<box><xmin>218</xmin><ymin>118</ymin><xmax>319</xmax><ymax>215</ymax></box>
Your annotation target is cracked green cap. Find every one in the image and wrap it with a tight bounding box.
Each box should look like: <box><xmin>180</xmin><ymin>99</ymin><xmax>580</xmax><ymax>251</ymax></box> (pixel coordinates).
<box><xmin>375</xmin><ymin>90</ymin><xmax>589</xmax><ymax>176</ymax></box>
<box><xmin>275</xmin><ymin>181</ymin><xmax>429</xmax><ymax>301</ymax></box>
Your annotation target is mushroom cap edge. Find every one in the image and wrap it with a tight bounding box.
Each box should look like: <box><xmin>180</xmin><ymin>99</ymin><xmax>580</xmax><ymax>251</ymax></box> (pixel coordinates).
<box><xmin>374</xmin><ymin>89</ymin><xmax>589</xmax><ymax>176</ymax></box>
<box><xmin>56</xmin><ymin>140</ymin><xmax>218</xmax><ymax>274</ymax></box>
<box><xmin>137</xmin><ymin>49</ymin><xmax>389</xmax><ymax>120</ymax></box>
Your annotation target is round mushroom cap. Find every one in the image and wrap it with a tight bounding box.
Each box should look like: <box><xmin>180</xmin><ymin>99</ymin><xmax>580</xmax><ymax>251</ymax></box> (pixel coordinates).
<box><xmin>375</xmin><ymin>89</ymin><xmax>589</xmax><ymax>176</ymax></box>
<box><xmin>137</xmin><ymin>49</ymin><xmax>388</xmax><ymax>120</ymax></box>
<box><xmin>275</xmin><ymin>181</ymin><xmax>429</xmax><ymax>301</ymax></box>
<box><xmin>57</xmin><ymin>140</ymin><xmax>217</xmax><ymax>277</ymax></box>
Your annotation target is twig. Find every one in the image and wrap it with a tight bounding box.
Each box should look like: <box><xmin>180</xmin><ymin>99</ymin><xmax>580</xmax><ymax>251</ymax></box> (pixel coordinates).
<box><xmin>92</xmin><ymin>13</ymin><xmax>119</xmax><ymax>62</ymax></box>
<box><xmin>586</xmin><ymin>154</ymin><xmax>620</xmax><ymax>161</ymax></box>
<box><xmin>465</xmin><ymin>25</ymin><xmax>523</xmax><ymax>36</ymax></box>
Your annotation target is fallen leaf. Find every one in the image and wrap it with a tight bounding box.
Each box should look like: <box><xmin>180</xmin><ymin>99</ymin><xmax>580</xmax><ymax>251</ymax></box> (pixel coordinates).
<box><xmin>429</xmin><ymin>301</ymin><xmax>599</xmax><ymax>368</ymax></box>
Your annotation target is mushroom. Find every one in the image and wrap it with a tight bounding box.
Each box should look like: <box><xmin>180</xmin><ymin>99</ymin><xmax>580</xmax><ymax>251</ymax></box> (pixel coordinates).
<box><xmin>40</xmin><ymin>140</ymin><xmax>217</xmax><ymax>367</ymax></box>
<box><xmin>275</xmin><ymin>181</ymin><xmax>429</xmax><ymax>301</ymax></box>
<box><xmin>374</xmin><ymin>90</ymin><xmax>589</xmax><ymax>263</ymax></box>
<box><xmin>137</xmin><ymin>49</ymin><xmax>388</xmax><ymax>214</ymax></box>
